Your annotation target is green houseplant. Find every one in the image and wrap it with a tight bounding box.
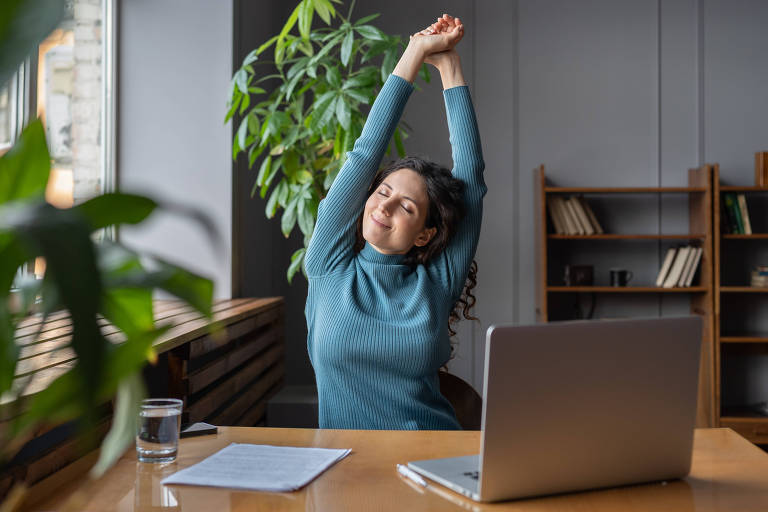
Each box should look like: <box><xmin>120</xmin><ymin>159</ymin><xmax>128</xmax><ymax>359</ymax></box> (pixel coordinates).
<box><xmin>0</xmin><ymin>0</ymin><xmax>216</xmax><ymax>504</ymax></box>
<box><xmin>227</xmin><ymin>0</ymin><xmax>429</xmax><ymax>282</ymax></box>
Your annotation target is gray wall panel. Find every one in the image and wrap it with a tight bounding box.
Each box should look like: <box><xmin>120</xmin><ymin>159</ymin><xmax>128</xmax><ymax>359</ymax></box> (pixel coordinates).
<box><xmin>704</xmin><ymin>0</ymin><xmax>768</xmax><ymax>183</ymax></box>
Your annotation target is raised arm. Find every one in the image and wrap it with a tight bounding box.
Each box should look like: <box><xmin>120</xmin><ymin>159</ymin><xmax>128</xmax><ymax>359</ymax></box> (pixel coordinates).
<box><xmin>304</xmin><ymin>24</ymin><xmax>464</xmax><ymax>278</ymax></box>
<box><xmin>422</xmin><ymin>20</ymin><xmax>486</xmax><ymax>300</ymax></box>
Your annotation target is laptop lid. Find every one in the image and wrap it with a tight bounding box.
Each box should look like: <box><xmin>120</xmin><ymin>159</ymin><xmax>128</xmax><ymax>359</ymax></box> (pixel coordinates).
<box><xmin>477</xmin><ymin>316</ymin><xmax>702</xmax><ymax>502</ymax></box>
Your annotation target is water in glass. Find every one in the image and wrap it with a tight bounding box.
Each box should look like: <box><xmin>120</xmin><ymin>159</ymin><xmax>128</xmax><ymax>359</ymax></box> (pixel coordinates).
<box><xmin>136</xmin><ymin>399</ymin><xmax>182</xmax><ymax>463</ymax></box>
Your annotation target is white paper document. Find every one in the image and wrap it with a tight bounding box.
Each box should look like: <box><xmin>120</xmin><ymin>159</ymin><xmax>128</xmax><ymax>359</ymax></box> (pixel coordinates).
<box><xmin>161</xmin><ymin>443</ymin><xmax>352</xmax><ymax>492</ymax></box>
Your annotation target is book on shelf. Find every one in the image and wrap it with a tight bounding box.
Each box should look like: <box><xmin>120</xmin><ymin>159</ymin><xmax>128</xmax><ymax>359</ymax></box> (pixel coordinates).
<box><xmin>557</xmin><ymin>197</ymin><xmax>578</xmax><ymax>235</ymax></box>
<box><xmin>677</xmin><ymin>246</ymin><xmax>698</xmax><ymax>287</ymax></box>
<box><xmin>720</xmin><ymin>200</ymin><xmax>734</xmax><ymax>234</ymax></box>
<box><xmin>674</xmin><ymin>247</ymin><xmax>696</xmax><ymax>287</ymax></box>
<box><xmin>723</xmin><ymin>193</ymin><xmax>744</xmax><ymax>234</ymax></box>
<box><xmin>684</xmin><ymin>247</ymin><xmax>703</xmax><ymax>287</ymax></box>
<box><xmin>578</xmin><ymin>197</ymin><xmax>604</xmax><ymax>234</ymax></box>
<box><xmin>551</xmin><ymin>196</ymin><xmax>574</xmax><ymax>234</ymax></box>
<box><xmin>547</xmin><ymin>197</ymin><xmax>566</xmax><ymax>234</ymax></box>
<box><xmin>655</xmin><ymin>247</ymin><xmax>678</xmax><ymax>287</ymax></box>
<box><xmin>656</xmin><ymin>245</ymin><xmax>703</xmax><ymax>288</ymax></box>
<box><xmin>547</xmin><ymin>196</ymin><xmax>604</xmax><ymax>235</ymax></box>
<box><xmin>568</xmin><ymin>197</ymin><xmax>595</xmax><ymax>235</ymax></box>
<box><xmin>737</xmin><ymin>193</ymin><xmax>753</xmax><ymax>235</ymax></box>
<box><xmin>663</xmin><ymin>246</ymin><xmax>692</xmax><ymax>288</ymax></box>
<box><xmin>563</xmin><ymin>198</ymin><xmax>585</xmax><ymax>234</ymax></box>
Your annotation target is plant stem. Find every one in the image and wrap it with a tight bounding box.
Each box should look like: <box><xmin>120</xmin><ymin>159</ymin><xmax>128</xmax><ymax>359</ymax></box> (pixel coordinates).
<box><xmin>347</xmin><ymin>0</ymin><xmax>356</xmax><ymax>22</ymax></box>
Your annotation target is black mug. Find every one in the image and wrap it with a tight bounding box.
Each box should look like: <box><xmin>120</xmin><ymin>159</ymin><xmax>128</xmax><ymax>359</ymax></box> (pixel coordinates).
<box><xmin>564</xmin><ymin>264</ymin><xmax>594</xmax><ymax>286</ymax></box>
<box><xmin>610</xmin><ymin>268</ymin><xmax>633</xmax><ymax>287</ymax></box>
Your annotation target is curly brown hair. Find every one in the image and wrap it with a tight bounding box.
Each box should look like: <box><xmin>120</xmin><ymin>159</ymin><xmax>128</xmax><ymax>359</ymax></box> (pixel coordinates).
<box><xmin>353</xmin><ymin>157</ymin><xmax>479</xmax><ymax>346</ymax></box>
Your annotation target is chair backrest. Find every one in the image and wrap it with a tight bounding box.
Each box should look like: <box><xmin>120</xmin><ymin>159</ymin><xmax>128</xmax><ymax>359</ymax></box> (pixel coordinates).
<box><xmin>438</xmin><ymin>371</ymin><xmax>482</xmax><ymax>430</ymax></box>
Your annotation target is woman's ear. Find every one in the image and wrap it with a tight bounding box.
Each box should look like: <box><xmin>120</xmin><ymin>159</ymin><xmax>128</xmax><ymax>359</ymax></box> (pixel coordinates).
<box><xmin>414</xmin><ymin>227</ymin><xmax>437</xmax><ymax>247</ymax></box>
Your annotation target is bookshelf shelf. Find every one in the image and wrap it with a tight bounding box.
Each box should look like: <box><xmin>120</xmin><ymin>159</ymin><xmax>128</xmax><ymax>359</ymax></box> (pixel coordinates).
<box><xmin>720</xmin><ymin>335</ymin><xmax>768</xmax><ymax>343</ymax></box>
<box><xmin>548</xmin><ymin>234</ymin><xmax>706</xmax><ymax>240</ymax></box>
<box><xmin>720</xmin><ymin>286</ymin><xmax>768</xmax><ymax>293</ymax></box>
<box><xmin>719</xmin><ymin>186</ymin><xmax>768</xmax><ymax>192</ymax></box>
<box><xmin>544</xmin><ymin>186</ymin><xmax>706</xmax><ymax>194</ymax></box>
<box><xmin>535</xmin><ymin>165</ymin><xmax>714</xmax><ymax>429</ymax></box>
<box><xmin>547</xmin><ymin>286</ymin><xmax>707</xmax><ymax>293</ymax></box>
<box><xmin>722</xmin><ymin>234</ymin><xmax>768</xmax><ymax>239</ymax></box>
<box><xmin>720</xmin><ymin>415</ymin><xmax>768</xmax><ymax>422</ymax></box>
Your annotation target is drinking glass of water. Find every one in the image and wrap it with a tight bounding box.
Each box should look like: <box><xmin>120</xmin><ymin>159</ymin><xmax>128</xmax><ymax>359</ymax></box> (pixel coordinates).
<box><xmin>136</xmin><ymin>398</ymin><xmax>183</xmax><ymax>463</ymax></box>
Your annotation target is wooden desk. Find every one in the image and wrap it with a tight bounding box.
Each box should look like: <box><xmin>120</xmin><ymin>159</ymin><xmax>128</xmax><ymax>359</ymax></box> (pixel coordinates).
<box><xmin>24</xmin><ymin>428</ymin><xmax>768</xmax><ymax>511</ymax></box>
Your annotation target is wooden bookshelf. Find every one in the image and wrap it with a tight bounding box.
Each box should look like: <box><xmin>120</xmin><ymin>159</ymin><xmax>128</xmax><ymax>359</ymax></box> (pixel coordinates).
<box><xmin>535</xmin><ymin>165</ymin><xmax>715</xmax><ymax>428</ymax></box>
<box><xmin>720</xmin><ymin>334</ymin><xmax>768</xmax><ymax>343</ymax></box>
<box><xmin>549</xmin><ymin>234</ymin><xmax>706</xmax><ymax>240</ymax></box>
<box><xmin>722</xmin><ymin>234</ymin><xmax>768</xmax><ymax>239</ymax></box>
<box><xmin>720</xmin><ymin>186</ymin><xmax>768</xmax><ymax>192</ymax></box>
<box><xmin>713</xmin><ymin>164</ymin><xmax>768</xmax><ymax>443</ymax></box>
<box><xmin>547</xmin><ymin>286</ymin><xmax>707</xmax><ymax>293</ymax></box>
<box><xmin>545</xmin><ymin>186</ymin><xmax>707</xmax><ymax>193</ymax></box>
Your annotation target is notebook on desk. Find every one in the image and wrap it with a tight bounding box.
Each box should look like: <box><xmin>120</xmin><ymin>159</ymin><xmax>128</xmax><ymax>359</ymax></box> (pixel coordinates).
<box><xmin>408</xmin><ymin>316</ymin><xmax>702</xmax><ymax>502</ymax></box>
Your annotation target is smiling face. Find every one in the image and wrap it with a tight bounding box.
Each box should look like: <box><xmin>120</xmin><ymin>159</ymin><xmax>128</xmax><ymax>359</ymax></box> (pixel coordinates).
<box><xmin>362</xmin><ymin>168</ymin><xmax>437</xmax><ymax>255</ymax></box>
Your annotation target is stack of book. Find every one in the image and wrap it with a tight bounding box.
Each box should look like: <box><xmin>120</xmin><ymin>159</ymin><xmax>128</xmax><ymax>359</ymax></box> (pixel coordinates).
<box><xmin>655</xmin><ymin>246</ymin><xmax>703</xmax><ymax>288</ymax></box>
<box><xmin>547</xmin><ymin>196</ymin><xmax>604</xmax><ymax>235</ymax></box>
<box><xmin>721</xmin><ymin>193</ymin><xmax>752</xmax><ymax>234</ymax></box>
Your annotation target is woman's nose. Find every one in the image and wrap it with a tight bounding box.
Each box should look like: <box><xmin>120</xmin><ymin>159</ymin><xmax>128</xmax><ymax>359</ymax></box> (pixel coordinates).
<box><xmin>378</xmin><ymin>197</ymin><xmax>395</xmax><ymax>215</ymax></box>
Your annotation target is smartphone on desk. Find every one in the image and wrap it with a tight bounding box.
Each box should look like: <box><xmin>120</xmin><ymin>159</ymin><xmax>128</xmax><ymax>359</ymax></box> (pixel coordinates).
<box><xmin>180</xmin><ymin>422</ymin><xmax>218</xmax><ymax>438</ymax></box>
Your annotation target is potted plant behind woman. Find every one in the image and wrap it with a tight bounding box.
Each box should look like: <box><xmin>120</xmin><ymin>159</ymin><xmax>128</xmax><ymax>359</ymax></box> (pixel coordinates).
<box><xmin>228</xmin><ymin>0</ymin><xmax>431</xmax><ymax>282</ymax></box>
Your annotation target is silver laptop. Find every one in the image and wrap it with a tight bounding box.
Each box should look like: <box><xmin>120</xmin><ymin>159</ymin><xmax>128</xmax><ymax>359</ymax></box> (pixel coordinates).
<box><xmin>408</xmin><ymin>316</ymin><xmax>702</xmax><ymax>502</ymax></box>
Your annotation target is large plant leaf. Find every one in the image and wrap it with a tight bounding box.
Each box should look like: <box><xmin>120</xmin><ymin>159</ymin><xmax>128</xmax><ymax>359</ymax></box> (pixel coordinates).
<box><xmin>90</xmin><ymin>373</ymin><xmax>145</xmax><ymax>478</ymax></box>
<box><xmin>100</xmin><ymin>247</ymin><xmax>213</xmax><ymax>319</ymax></box>
<box><xmin>287</xmin><ymin>247</ymin><xmax>306</xmax><ymax>283</ymax></box>
<box><xmin>0</xmin><ymin>0</ymin><xmax>65</xmax><ymax>86</ymax></box>
<box><xmin>0</xmin><ymin>303</ymin><xmax>19</xmax><ymax>394</ymax></box>
<box><xmin>298</xmin><ymin>0</ymin><xmax>314</xmax><ymax>41</ymax></box>
<box><xmin>10</xmin><ymin>203</ymin><xmax>106</xmax><ymax>419</ymax></box>
<box><xmin>340</xmin><ymin>29</ymin><xmax>354</xmax><ymax>66</ymax></box>
<box><xmin>75</xmin><ymin>193</ymin><xmax>158</xmax><ymax>232</ymax></box>
<box><xmin>0</xmin><ymin>120</ymin><xmax>51</xmax><ymax>205</ymax></box>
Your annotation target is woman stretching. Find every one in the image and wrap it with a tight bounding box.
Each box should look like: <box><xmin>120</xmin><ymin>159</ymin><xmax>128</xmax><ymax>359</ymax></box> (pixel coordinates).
<box><xmin>304</xmin><ymin>14</ymin><xmax>485</xmax><ymax>430</ymax></box>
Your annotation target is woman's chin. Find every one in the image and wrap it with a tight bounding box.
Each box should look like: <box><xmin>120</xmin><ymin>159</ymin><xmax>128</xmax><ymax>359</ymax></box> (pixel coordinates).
<box><xmin>362</xmin><ymin>227</ymin><xmax>382</xmax><ymax>246</ymax></box>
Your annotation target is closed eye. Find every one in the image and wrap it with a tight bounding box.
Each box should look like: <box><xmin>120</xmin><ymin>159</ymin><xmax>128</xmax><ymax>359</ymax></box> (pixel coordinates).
<box><xmin>401</xmin><ymin>205</ymin><xmax>412</xmax><ymax>213</ymax></box>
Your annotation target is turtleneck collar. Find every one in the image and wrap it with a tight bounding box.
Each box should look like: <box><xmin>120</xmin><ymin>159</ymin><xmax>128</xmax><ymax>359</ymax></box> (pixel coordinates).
<box><xmin>359</xmin><ymin>242</ymin><xmax>407</xmax><ymax>265</ymax></box>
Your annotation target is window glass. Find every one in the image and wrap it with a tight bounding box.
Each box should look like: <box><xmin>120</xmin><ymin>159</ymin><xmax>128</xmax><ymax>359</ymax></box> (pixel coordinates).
<box><xmin>38</xmin><ymin>1</ymin><xmax>107</xmax><ymax>207</ymax></box>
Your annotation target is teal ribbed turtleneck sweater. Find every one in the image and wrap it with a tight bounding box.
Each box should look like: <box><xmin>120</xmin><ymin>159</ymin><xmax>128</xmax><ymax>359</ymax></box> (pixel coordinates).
<box><xmin>304</xmin><ymin>74</ymin><xmax>486</xmax><ymax>430</ymax></box>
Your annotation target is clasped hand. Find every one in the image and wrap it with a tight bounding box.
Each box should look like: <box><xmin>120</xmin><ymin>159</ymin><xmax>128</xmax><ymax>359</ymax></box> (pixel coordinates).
<box><xmin>409</xmin><ymin>14</ymin><xmax>463</xmax><ymax>68</ymax></box>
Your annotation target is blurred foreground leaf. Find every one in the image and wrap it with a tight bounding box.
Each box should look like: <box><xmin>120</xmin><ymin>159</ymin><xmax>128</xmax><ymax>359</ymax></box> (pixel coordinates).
<box><xmin>0</xmin><ymin>0</ymin><xmax>65</xmax><ymax>86</ymax></box>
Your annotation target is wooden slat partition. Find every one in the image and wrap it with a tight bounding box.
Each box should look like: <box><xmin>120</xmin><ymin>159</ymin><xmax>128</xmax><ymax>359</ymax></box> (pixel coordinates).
<box><xmin>1</xmin><ymin>297</ymin><xmax>284</xmax><ymax>500</ymax></box>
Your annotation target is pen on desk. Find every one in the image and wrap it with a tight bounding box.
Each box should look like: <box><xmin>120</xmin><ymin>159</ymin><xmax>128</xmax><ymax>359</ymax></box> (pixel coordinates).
<box><xmin>396</xmin><ymin>463</ymin><xmax>427</xmax><ymax>487</ymax></box>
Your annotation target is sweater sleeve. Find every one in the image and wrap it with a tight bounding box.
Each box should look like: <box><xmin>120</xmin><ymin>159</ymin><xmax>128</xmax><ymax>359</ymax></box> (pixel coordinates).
<box><xmin>304</xmin><ymin>75</ymin><xmax>414</xmax><ymax>277</ymax></box>
<box><xmin>430</xmin><ymin>85</ymin><xmax>486</xmax><ymax>301</ymax></box>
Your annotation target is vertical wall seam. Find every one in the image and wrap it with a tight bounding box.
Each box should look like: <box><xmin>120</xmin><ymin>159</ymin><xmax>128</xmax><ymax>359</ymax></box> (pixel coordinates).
<box><xmin>512</xmin><ymin>0</ymin><xmax>520</xmax><ymax>326</ymax></box>
<box><xmin>698</xmin><ymin>0</ymin><xmax>705</xmax><ymax>165</ymax></box>
<box><xmin>657</xmin><ymin>0</ymin><xmax>663</xmax><ymax>316</ymax></box>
